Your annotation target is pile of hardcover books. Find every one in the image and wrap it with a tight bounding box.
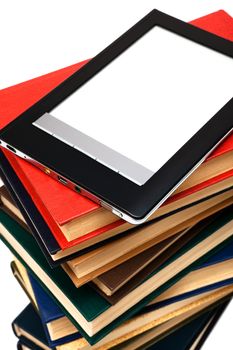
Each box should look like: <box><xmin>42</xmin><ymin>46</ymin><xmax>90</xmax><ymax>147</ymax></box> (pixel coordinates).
<box><xmin>0</xmin><ymin>10</ymin><xmax>233</xmax><ymax>350</ymax></box>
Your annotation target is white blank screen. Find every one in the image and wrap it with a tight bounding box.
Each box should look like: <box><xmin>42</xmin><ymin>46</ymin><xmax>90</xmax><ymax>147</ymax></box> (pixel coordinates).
<box><xmin>49</xmin><ymin>27</ymin><xmax>233</xmax><ymax>183</ymax></box>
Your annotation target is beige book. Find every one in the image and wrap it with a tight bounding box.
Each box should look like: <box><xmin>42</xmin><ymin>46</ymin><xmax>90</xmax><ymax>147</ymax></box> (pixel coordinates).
<box><xmin>150</xmin><ymin>258</ymin><xmax>233</xmax><ymax>305</ymax></box>
<box><xmin>11</xmin><ymin>259</ymin><xmax>38</xmax><ymax>310</ymax></box>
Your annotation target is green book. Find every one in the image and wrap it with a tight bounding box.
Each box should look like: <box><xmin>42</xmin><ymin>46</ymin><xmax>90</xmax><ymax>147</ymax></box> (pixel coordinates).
<box><xmin>1</xmin><ymin>206</ymin><xmax>232</xmax><ymax>345</ymax></box>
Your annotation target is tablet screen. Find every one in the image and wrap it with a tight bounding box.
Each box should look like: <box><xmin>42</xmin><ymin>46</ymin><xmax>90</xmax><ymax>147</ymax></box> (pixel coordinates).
<box><xmin>34</xmin><ymin>26</ymin><xmax>233</xmax><ymax>185</ymax></box>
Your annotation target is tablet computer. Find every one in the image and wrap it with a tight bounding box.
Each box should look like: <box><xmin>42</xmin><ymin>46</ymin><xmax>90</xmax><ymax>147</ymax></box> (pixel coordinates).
<box><xmin>1</xmin><ymin>9</ymin><xmax>233</xmax><ymax>224</ymax></box>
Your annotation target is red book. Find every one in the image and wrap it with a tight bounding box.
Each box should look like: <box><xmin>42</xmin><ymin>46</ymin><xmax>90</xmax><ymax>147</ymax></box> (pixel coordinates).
<box><xmin>1</xmin><ymin>10</ymin><xmax>233</xmax><ymax>251</ymax></box>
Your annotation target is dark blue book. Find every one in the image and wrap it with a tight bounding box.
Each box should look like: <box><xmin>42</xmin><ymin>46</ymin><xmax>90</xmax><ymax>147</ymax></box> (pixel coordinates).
<box><xmin>144</xmin><ymin>300</ymin><xmax>230</xmax><ymax>350</ymax></box>
<box><xmin>0</xmin><ymin>151</ymin><xmax>60</xmax><ymax>264</ymax></box>
<box><xmin>28</xmin><ymin>273</ymin><xmax>81</xmax><ymax>347</ymax></box>
<box><xmin>143</xmin><ymin>240</ymin><xmax>233</xmax><ymax>313</ymax></box>
<box><xmin>14</xmin><ymin>304</ymin><xmax>56</xmax><ymax>350</ymax></box>
<box><xmin>195</xmin><ymin>239</ymin><xmax>233</xmax><ymax>268</ymax></box>
<box><xmin>17</xmin><ymin>339</ymin><xmax>45</xmax><ymax>350</ymax></box>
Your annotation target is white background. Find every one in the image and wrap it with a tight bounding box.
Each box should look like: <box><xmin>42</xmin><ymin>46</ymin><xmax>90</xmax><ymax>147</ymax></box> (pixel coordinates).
<box><xmin>0</xmin><ymin>1</ymin><xmax>232</xmax><ymax>349</ymax></box>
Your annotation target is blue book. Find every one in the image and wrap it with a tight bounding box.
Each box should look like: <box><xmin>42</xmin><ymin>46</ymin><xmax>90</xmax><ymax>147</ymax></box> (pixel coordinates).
<box><xmin>195</xmin><ymin>239</ymin><xmax>233</xmax><ymax>268</ymax></box>
<box><xmin>143</xmin><ymin>240</ymin><xmax>233</xmax><ymax>312</ymax></box>
<box><xmin>14</xmin><ymin>304</ymin><xmax>56</xmax><ymax>350</ymax></box>
<box><xmin>28</xmin><ymin>274</ymin><xmax>82</xmax><ymax>347</ymax></box>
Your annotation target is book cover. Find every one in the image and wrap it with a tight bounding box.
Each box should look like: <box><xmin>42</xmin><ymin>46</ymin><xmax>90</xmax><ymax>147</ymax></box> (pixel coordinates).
<box><xmin>28</xmin><ymin>273</ymin><xmax>81</xmax><ymax>346</ymax></box>
<box><xmin>13</xmin><ymin>304</ymin><xmax>56</xmax><ymax>350</ymax></box>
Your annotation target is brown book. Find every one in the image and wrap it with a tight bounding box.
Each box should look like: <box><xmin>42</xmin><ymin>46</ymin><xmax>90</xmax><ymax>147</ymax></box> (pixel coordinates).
<box><xmin>90</xmin><ymin>213</ymin><xmax>227</xmax><ymax>304</ymax></box>
<box><xmin>0</xmin><ymin>187</ymin><xmax>30</xmax><ymax>233</ymax></box>
<box><xmin>91</xmin><ymin>231</ymin><xmax>185</xmax><ymax>296</ymax></box>
<box><xmin>63</xmin><ymin>189</ymin><xmax>233</xmax><ymax>287</ymax></box>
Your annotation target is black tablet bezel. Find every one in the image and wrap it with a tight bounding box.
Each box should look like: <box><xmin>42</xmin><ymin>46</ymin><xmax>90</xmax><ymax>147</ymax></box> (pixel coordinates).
<box><xmin>1</xmin><ymin>9</ymin><xmax>233</xmax><ymax>222</ymax></box>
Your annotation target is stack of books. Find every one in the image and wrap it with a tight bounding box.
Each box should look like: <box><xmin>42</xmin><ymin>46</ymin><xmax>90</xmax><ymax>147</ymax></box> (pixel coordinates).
<box><xmin>0</xmin><ymin>10</ymin><xmax>233</xmax><ymax>350</ymax></box>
